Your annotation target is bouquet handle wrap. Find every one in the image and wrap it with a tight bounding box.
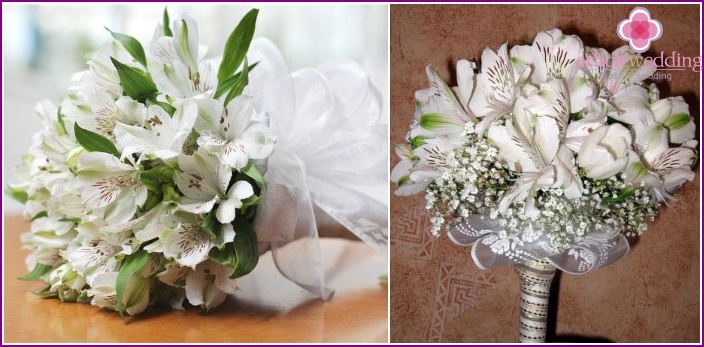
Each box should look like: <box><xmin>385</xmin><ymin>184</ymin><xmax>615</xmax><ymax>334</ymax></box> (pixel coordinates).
<box><xmin>248</xmin><ymin>38</ymin><xmax>388</xmax><ymax>299</ymax></box>
<box><xmin>515</xmin><ymin>259</ymin><xmax>556</xmax><ymax>343</ymax></box>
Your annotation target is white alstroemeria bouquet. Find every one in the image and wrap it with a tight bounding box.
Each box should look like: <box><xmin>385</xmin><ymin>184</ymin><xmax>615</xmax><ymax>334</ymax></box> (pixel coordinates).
<box><xmin>392</xmin><ymin>29</ymin><xmax>697</xmax><ymax>273</ymax></box>
<box><xmin>9</xmin><ymin>8</ymin><xmax>388</xmax><ymax>316</ymax></box>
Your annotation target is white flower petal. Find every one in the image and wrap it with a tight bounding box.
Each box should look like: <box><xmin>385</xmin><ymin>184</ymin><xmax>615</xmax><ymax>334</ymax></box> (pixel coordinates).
<box><xmin>216</xmin><ymin>199</ymin><xmax>238</xmax><ymax>224</ymax></box>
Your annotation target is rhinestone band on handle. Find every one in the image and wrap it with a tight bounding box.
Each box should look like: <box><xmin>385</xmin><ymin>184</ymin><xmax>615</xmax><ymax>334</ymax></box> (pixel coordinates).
<box><xmin>515</xmin><ymin>259</ymin><xmax>557</xmax><ymax>343</ymax></box>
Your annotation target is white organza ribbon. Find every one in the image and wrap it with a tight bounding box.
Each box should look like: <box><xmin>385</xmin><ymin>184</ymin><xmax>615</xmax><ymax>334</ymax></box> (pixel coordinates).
<box><xmin>447</xmin><ymin>215</ymin><xmax>629</xmax><ymax>274</ymax></box>
<box><xmin>246</xmin><ymin>38</ymin><xmax>388</xmax><ymax>299</ymax></box>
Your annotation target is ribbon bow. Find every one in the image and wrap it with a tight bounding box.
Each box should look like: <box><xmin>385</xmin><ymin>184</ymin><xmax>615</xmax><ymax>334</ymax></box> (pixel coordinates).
<box><xmin>447</xmin><ymin>214</ymin><xmax>629</xmax><ymax>274</ymax></box>
<box><xmin>246</xmin><ymin>38</ymin><xmax>388</xmax><ymax>298</ymax></box>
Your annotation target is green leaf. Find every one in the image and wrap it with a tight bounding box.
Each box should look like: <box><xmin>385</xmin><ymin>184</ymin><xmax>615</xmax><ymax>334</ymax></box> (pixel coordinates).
<box><xmin>163</xmin><ymin>7</ymin><xmax>172</xmax><ymax>37</ymax></box>
<box><xmin>239</xmin><ymin>195</ymin><xmax>261</xmax><ymax>218</ymax></box>
<box><xmin>209</xmin><ymin>243</ymin><xmax>236</xmax><ymax>267</ymax></box>
<box><xmin>202</xmin><ymin>211</ymin><xmax>220</xmax><ymax>240</ymax></box>
<box><xmin>116</xmin><ymin>250</ymin><xmax>149</xmax><ymax>317</ymax></box>
<box><xmin>32</xmin><ymin>284</ymin><xmax>58</xmax><ymax>298</ymax></box>
<box><xmin>230</xmin><ymin>218</ymin><xmax>259</xmax><ymax>279</ymax></box>
<box><xmin>19</xmin><ymin>263</ymin><xmax>53</xmax><ymax>281</ymax></box>
<box><xmin>111</xmin><ymin>57</ymin><xmax>158</xmax><ymax>103</ymax></box>
<box><xmin>214</xmin><ymin>61</ymin><xmax>259</xmax><ymax>99</ymax></box>
<box><xmin>5</xmin><ymin>185</ymin><xmax>29</xmax><ymax>204</ymax></box>
<box><xmin>240</xmin><ymin>195</ymin><xmax>261</xmax><ymax>215</ymax></box>
<box><xmin>223</xmin><ymin>58</ymin><xmax>250</xmax><ymax>107</ymax></box>
<box><xmin>31</xmin><ymin>211</ymin><xmax>48</xmax><ymax>221</ymax></box>
<box><xmin>217</xmin><ymin>9</ymin><xmax>258</xmax><ymax>82</ymax></box>
<box><xmin>153</xmin><ymin>99</ymin><xmax>176</xmax><ymax>116</ymax></box>
<box><xmin>241</xmin><ymin>160</ymin><xmax>266</xmax><ymax>189</ymax></box>
<box><xmin>74</xmin><ymin>123</ymin><xmax>120</xmax><ymax>156</ymax></box>
<box><xmin>664</xmin><ymin>113</ymin><xmax>690</xmax><ymax>130</ymax></box>
<box><xmin>106</xmin><ymin>28</ymin><xmax>147</xmax><ymax>67</ymax></box>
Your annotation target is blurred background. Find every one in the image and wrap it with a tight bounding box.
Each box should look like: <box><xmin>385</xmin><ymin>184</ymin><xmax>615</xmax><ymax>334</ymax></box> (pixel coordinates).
<box><xmin>2</xmin><ymin>4</ymin><xmax>389</xmax><ymax>213</ymax></box>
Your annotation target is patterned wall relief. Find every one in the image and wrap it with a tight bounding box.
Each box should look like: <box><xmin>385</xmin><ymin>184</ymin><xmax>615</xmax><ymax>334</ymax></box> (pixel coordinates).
<box><xmin>428</xmin><ymin>262</ymin><xmax>496</xmax><ymax>342</ymax></box>
<box><xmin>391</xmin><ymin>204</ymin><xmax>435</xmax><ymax>260</ymax></box>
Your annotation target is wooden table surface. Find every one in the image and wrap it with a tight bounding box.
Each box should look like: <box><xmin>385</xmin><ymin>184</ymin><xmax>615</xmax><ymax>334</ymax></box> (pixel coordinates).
<box><xmin>2</xmin><ymin>214</ymin><xmax>388</xmax><ymax>343</ymax></box>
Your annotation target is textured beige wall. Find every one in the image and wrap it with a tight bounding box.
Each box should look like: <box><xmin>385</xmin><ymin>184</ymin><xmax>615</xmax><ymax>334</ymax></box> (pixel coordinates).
<box><xmin>390</xmin><ymin>4</ymin><xmax>700</xmax><ymax>343</ymax></box>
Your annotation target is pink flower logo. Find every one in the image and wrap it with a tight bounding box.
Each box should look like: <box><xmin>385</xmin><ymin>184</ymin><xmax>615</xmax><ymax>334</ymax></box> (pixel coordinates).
<box><xmin>617</xmin><ymin>7</ymin><xmax>663</xmax><ymax>53</ymax></box>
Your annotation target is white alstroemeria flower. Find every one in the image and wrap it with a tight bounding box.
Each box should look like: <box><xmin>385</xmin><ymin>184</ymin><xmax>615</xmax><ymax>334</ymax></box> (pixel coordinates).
<box><xmin>195</xmin><ymin>96</ymin><xmax>276</xmax><ymax>170</ymax></box>
<box><xmin>602</xmin><ymin>46</ymin><xmax>657</xmax><ymax>95</ymax></box>
<box><xmin>148</xmin><ymin>17</ymin><xmax>214</xmax><ymax>99</ymax></box>
<box><xmin>185</xmin><ymin>260</ymin><xmax>238</xmax><ymax>311</ymax></box>
<box><xmin>529</xmin><ymin>29</ymin><xmax>584</xmax><ymax>84</ymax></box>
<box><xmin>577</xmin><ymin>124</ymin><xmax>632</xmax><ymax>179</ymax></box>
<box><xmin>583</xmin><ymin>46</ymin><xmax>655</xmax><ymax>125</ymax></box>
<box><xmin>87</xmin><ymin>271</ymin><xmax>150</xmax><ymax>316</ymax></box>
<box><xmin>63</xmin><ymin>237</ymin><xmax>120</xmax><ymax>280</ymax></box>
<box><xmin>488</xmin><ymin>94</ymin><xmax>581</xmax><ymax>215</ymax></box>
<box><xmin>409</xmin><ymin>137</ymin><xmax>460</xmax><ymax>182</ymax></box>
<box><xmin>626</xmin><ymin>123</ymin><xmax>697</xmax><ymax>201</ymax></box>
<box><xmin>76</xmin><ymin>152</ymin><xmax>148</xmax><ymax>224</ymax></box>
<box><xmin>650</xmin><ymin>96</ymin><xmax>695</xmax><ymax>144</ymax></box>
<box><xmin>48</xmin><ymin>263</ymin><xmax>87</xmax><ymax>292</ymax></box>
<box><xmin>392</xmin><ymin>62</ymin><xmax>475</xmax><ymax>196</ymax></box>
<box><xmin>62</xmin><ymin>90</ymin><xmax>147</xmax><ymax>141</ymax></box>
<box><xmin>70</xmin><ymin>41</ymin><xmax>137</xmax><ymax>99</ymax></box>
<box><xmin>21</xmin><ymin>215</ymin><xmax>77</xmax><ymax>274</ymax></box>
<box><xmin>453</xmin><ymin>60</ymin><xmax>477</xmax><ymax>114</ymax></box>
<box><xmin>391</xmin><ymin>143</ymin><xmax>429</xmax><ymax>196</ymax></box>
<box><xmin>412</xmin><ymin>64</ymin><xmax>475</xmax><ymax>137</ymax></box>
<box><xmin>522</xmin><ymin>29</ymin><xmax>593</xmax><ymax>114</ymax></box>
<box><xmin>23</xmin><ymin>100</ymin><xmax>80</xmax><ymax>197</ymax></box>
<box><xmin>608</xmin><ymin>84</ymin><xmax>654</xmax><ymax>125</ymax></box>
<box><xmin>468</xmin><ymin>43</ymin><xmax>530</xmax><ymax>135</ymax></box>
<box><xmin>174</xmin><ymin>149</ymin><xmax>255</xmax><ymax>224</ymax></box>
<box><xmin>563</xmin><ymin>114</ymin><xmax>607</xmax><ymax>153</ymax></box>
<box><xmin>114</xmin><ymin>99</ymin><xmax>198</xmax><ymax>160</ymax></box>
<box><xmin>136</xmin><ymin>212</ymin><xmax>232</xmax><ymax>269</ymax></box>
